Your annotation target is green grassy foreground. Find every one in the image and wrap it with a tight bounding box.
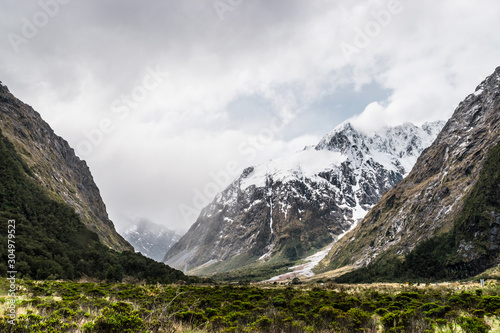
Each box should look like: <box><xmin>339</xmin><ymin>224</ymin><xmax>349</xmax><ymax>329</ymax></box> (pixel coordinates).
<box><xmin>1</xmin><ymin>279</ymin><xmax>500</xmax><ymax>332</ymax></box>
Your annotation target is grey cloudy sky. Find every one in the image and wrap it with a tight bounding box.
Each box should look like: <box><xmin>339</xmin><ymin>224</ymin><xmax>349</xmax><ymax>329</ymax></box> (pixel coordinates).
<box><xmin>1</xmin><ymin>0</ymin><xmax>500</xmax><ymax>234</ymax></box>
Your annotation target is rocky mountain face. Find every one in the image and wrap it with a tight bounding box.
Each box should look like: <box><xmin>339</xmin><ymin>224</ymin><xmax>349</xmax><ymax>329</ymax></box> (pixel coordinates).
<box><xmin>320</xmin><ymin>66</ymin><xmax>500</xmax><ymax>280</ymax></box>
<box><xmin>123</xmin><ymin>220</ymin><xmax>181</xmax><ymax>262</ymax></box>
<box><xmin>0</xmin><ymin>82</ymin><xmax>132</xmax><ymax>252</ymax></box>
<box><xmin>164</xmin><ymin>120</ymin><xmax>444</xmax><ymax>274</ymax></box>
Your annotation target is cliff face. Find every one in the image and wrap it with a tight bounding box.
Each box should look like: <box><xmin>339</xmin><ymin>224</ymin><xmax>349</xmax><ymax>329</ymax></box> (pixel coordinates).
<box><xmin>0</xmin><ymin>82</ymin><xmax>132</xmax><ymax>252</ymax></box>
<box><xmin>164</xmin><ymin>121</ymin><xmax>443</xmax><ymax>274</ymax></box>
<box><xmin>321</xmin><ymin>67</ymin><xmax>500</xmax><ymax>275</ymax></box>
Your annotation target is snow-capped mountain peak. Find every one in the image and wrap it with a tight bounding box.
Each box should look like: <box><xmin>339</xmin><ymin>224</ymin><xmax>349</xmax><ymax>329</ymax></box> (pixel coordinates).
<box><xmin>123</xmin><ymin>220</ymin><xmax>181</xmax><ymax>262</ymax></box>
<box><xmin>164</xmin><ymin>121</ymin><xmax>444</xmax><ymax>274</ymax></box>
<box><xmin>239</xmin><ymin>121</ymin><xmax>444</xmax><ymax>194</ymax></box>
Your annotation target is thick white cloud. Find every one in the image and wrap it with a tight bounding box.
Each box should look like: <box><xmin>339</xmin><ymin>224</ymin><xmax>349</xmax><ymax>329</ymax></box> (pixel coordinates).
<box><xmin>344</xmin><ymin>0</ymin><xmax>500</xmax><ymax>130</ymax></box>
<box><xmin>1</xmin><ymin>0</ymin><xmax>499</xmax><ymax>232</ymax></box>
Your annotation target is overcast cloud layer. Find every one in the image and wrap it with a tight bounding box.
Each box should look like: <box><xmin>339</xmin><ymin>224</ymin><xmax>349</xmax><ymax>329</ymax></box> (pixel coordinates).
<box><xmin>1</xmin><ymin>0</ymin><xmax>499</xmax><ymax>233</ymax></box>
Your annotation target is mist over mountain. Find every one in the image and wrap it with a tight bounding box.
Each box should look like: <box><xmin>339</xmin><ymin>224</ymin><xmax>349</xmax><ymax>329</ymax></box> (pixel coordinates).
<box><xmin>122</xmin><ymin>220</ymin><xmax>181</xmax><ymax>262</ymax></box>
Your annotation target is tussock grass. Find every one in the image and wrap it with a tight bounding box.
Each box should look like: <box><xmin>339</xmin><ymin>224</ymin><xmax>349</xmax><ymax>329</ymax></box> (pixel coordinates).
<box><xmin>0</xmin><ymin>279</ymin><xmax>499</xmax><ymax>332</ymax></box>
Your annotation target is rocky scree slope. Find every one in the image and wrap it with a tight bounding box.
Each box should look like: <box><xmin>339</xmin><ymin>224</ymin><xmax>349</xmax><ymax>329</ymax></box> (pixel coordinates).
<box><xmin>320</xmin><ymin>66</ymin><xmax>500</xmax><ymax>280</ymax></box>
<box><xmin>164</xmin><ymin>121</ymin><xmax>444</xmax><ymax>274</ymax></box>
<box><xmin>0</xmin><ymin>82</ymin><xmax>132</xmax><ymax>252</ymax></box>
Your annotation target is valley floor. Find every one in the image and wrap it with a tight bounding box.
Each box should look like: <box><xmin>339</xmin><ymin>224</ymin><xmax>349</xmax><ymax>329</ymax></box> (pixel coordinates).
<box><xmin>1</xmin><ymin>279</ymin><xmax>500</xmax><ymax>332</ymax></box>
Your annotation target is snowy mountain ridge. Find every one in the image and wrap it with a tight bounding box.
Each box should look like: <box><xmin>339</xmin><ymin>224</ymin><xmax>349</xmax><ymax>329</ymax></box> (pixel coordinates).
<box><xmin>164</xmin><ymin>120</ymin><xmax>444</xmax><ymax>274</ymax></box>
<box><xmin>123</xmin><ymin>220</ymin><xmax>181</xmax><ymax>262</ymax></box>
<box><xmin>217</xmin><ymin>121</ymin><xmax>444</xmax><ymax>218</ymax></box>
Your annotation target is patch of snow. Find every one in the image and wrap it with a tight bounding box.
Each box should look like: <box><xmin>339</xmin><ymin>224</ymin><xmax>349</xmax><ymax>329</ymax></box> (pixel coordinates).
<box><xmin>263</xmin><ymin>242</ymin><xmax>335</xmax><ymax>282</ymax></box>
<box><xmin>268</xmin><ymin>188</ymin><xmax>274</xmax><ymax>234</ymax></box>
<box><xmin>240</xmin><ymin>149</ymin><xmax>347</xmax><ymax>190</ymax></box>
<box><xmin>263</xmin><ymin>220</ymin><xmax>360</xmax><ymax>283</ymax></box>
<box><xmin>243</xmin><ymin>199</ymin><xmax>263</xmax><ymax>212</ymax></box>
<box><xmin>258</xmin><ymin>242</ymin><xmax>275</xmax><ymax>261</ymax></box>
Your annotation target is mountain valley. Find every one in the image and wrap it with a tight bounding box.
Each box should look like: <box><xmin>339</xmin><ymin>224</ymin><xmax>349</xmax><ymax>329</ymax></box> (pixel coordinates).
<box><xmin>164</xmin><ymin>120</ymin><xmax>444</xmax><ymax>279</ymax></box>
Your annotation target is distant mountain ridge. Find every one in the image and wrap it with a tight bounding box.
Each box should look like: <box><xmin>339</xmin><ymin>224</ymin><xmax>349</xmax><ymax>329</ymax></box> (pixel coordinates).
<box><xmin>164</xmin><ymin>119</ymin><xmax>444</xmax><ymax>275</ymax></box>
<box><xmin>123</xmin><ymin>220</ymin><xmax>181</xmax><ymax>262</ymax></box>
<box><xmin>319</xmin><ymin>66</ymin><xmax>500</xmax><ymax>281</ymax></box>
